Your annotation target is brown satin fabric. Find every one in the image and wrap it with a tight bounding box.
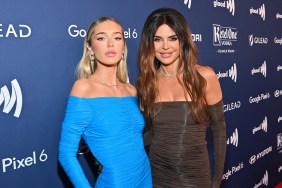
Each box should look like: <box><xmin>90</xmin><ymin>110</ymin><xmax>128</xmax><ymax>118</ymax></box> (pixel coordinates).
<box><xmin>147</xmin><ymin>101</ymin><xmax>226</xmax><ymax>188</ymax></box>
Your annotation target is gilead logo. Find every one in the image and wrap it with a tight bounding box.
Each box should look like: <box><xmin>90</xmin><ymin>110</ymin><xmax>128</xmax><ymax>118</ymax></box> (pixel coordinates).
<box><xmin>224</xmin><ymin>101</ymin><xmax>241</xmax><ymax>112</ymax></box>
<box><xmin>0</xmin><ymin>79</ymin><xmax>22</xmax><ymax>118</ymax></box>
<box><xmin>249</xmin><ymin>34</ymin><xmax>268</xmax><ymax>46</ymax></box>
<box><xmin>0</xmin><ymin>24</ymin><xmax>31</xmax><ymax>38</ymax></box>
<box><xmin>274</xmin><ymin>90</ymin><xmax>282</xmax><ymax>98</ymax></box>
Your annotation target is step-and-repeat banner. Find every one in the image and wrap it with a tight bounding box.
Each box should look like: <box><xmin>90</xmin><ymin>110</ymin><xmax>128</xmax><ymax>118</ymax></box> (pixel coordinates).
<box><xmin>0</xmin><ymin>0</ymin><xmax>281</xmax><ymax>187</ymax></box>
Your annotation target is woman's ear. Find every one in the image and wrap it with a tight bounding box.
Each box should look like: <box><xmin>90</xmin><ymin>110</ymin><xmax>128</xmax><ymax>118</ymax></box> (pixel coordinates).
<box><xmin>86</xmin><ymin>43</ymin><xmax>92</xmax><ymax>51</ymax></box>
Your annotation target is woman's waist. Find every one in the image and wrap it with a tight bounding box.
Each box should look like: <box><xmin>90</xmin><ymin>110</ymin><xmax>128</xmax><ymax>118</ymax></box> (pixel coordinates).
<box><xmin>151</xmin><ymin>127</ymin><xmax>207</xmax><ymax>140</ymax></box>
<box><xmin>149</xmin><ymin>144</ymin><xmax>209</xmax><ymax>163</ymax></box>
<box><xmin>98</xmin><ymin>153</ymin><xmax>149</xmax><ymax>171</ymax></box>
<box><xmin>92</xmin><ymin>145</ymin><xmax>147</xmax><ymax>164</ymax></box>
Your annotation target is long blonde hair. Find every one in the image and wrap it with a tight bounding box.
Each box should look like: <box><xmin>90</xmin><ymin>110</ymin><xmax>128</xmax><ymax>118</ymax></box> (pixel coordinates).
<box><xmin>76</xmin><ymin>17</ymin><xmax>128</xmax><ymax>83</ymax></box>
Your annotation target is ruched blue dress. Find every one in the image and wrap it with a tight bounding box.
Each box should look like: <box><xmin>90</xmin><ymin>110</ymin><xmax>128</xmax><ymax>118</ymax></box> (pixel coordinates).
<box><xmin>59</xmin><ymin>96</ymin><xmax>152</xmax><ymax>188</ymax></box>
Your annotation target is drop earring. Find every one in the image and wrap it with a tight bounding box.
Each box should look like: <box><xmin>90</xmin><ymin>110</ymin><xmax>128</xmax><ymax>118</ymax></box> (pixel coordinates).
<box><xmin>121</xmin><ymin>53</ymin><xmax>124</xmax><ymax>61</ymax></box>
<box><xmin>90</xmin><ymin>53</ymin><xmax>95</xmax><ymax>61</ymax></box>
<box><xmin>89</xmin><ymin>51</ymin><xmax>95</xmax><ymax>74</ymax></box>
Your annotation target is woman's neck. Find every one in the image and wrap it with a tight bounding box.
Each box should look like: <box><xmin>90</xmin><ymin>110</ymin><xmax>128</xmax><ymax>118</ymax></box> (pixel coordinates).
<box><xmin>160</xmin><ymin>63</ymin><xmax>182</xmax><ymax>77</ymax></box>
<box><xmin>94</xmin><ymin>65</ymin><xmax>118</xmax><ymax>82</ymax></box>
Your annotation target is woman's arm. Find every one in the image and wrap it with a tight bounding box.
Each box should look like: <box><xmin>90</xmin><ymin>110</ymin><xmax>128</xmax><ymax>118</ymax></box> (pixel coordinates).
<box><xmin>58</xmin><ymin>80</ymin><xmax>93</xmax><ymax>188</ymax></box>
<box><xmin>198</xmin><ymin>66</ymin><xmax>227</xmax><ymax>188</ymax></box>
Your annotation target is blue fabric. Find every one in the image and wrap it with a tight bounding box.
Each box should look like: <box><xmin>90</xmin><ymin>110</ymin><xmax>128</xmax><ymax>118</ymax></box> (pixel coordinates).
<box><xmin>59</xmin><ymin>96</ymin><xmax>152</xmax><ymax>188</ymax></box>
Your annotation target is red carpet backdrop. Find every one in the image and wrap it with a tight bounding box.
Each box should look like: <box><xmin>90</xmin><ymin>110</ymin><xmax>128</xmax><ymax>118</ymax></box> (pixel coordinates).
<box><xmin>0</xmin><ymin>0</ymin><xmax>281</xmax><ymax>187</ymax></box>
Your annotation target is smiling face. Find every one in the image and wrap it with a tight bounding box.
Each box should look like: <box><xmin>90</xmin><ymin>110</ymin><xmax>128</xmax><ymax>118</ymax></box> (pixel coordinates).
<box><xmin>89</xmin><ymin>20</ymin><xmax>125</xmax><ymax>67</ymax></box>
<box><xmin>154</xmin><ymin>24</ymin><xmax>180</xmax><ymax>66</ymax></box>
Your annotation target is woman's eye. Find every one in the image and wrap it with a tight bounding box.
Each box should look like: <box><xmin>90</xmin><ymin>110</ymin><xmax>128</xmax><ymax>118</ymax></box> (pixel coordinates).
<box><xmin>114</xmin><ymin>37</ymin><xmax>122</xmax><ymax>41</ymax></box>
<box><xmin>154</xmin><ymin>38</ymin><xmax>161</xmax><ymax>42</ymax></box>
<box><xmin>169</xmin><ymin>37</ymin><xmax>178</xmax><ymax>41</ymax></box>
<box><xmin>97</xmin><ymin>37</ymin><xmax>105</xmax><ymax>41</ymax></box>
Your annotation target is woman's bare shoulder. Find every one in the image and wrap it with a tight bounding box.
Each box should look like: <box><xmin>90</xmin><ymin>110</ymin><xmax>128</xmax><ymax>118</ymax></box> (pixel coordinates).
<box><xmin>196</xmin><ymin>65</ymin><xmax>217</xmax><ymax>80</ymax></box>
<box><xmin>70</xmin><ymin>78</ymin><xmax>93</xmax><ymax>97</ymax></box>
<box><xmin>196</xmin><ymin>65</ymin><xmax>222</xmax><ymax>104</ymax></box>
<box><xmin>123</xmin><ymin>83</ymin><xmax>137</xmax><ymax>96</ymax></box>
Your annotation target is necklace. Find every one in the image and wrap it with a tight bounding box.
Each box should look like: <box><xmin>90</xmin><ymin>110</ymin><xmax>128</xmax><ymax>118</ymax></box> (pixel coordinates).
<box><xmin>160</xmin><ymin>67</ymin><xmax>177</xmax><ymax>77</ymax></box>
<box><xmin>90</xmin><ymin>75</ymin><xmax>118</xmax><ymax>87</ymax></box>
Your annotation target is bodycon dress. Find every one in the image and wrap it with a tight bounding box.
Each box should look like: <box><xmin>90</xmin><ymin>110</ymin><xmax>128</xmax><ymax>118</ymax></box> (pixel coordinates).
<box><xmin>147</xmin><ymin>101</ymin><xmax>226</xmax><ymax>188</ymax></box>
<box><xmin>59</xmin><ymin>96</ymin><xmax>152</xmax><ymax>188</ymax></box>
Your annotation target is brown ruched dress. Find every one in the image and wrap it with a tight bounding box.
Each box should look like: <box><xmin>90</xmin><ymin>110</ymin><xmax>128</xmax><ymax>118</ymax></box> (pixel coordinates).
<box><xmin>145</xmin><ymin>101</ymin><xmax>226</xmax><ymax>188</ymax></box>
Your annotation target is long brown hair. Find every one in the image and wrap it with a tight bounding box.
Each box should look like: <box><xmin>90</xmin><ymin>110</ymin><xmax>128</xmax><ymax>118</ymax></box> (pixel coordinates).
<box><xmin>137</xmin><ymin>8</ymin><xmax>209</xmax><ymax>126</ymax></box>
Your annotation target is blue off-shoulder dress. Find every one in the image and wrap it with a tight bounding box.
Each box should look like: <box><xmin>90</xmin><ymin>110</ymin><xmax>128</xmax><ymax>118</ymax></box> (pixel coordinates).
<box><xmin>58</xmin><ymin>96</ymin><xmax>152</xmax><ymax>188</ymax></box>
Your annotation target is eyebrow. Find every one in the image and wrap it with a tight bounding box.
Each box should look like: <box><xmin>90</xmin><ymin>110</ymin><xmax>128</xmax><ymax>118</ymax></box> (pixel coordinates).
<box><xmin>96</xmin><ymin>32</ymin><xmax>122</xmax><ymax>35</ymax></box>
<box><xmin>154</xmin><ymin>34</ymin><xmax>178</xmax><ymax>38</ymax></box>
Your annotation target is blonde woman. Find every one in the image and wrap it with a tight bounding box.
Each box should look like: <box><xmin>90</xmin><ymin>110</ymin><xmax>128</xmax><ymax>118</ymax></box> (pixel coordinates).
<box><xmin>59</xmin><ymin>17</ymin><xmax>152</xmax><ymax>188</ymax></box>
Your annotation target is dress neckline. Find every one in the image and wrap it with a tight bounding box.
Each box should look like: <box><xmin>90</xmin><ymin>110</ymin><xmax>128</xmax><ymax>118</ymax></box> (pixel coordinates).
<box><xmin>154</xmin><ymin>100</ymin><xmax>192</xmax><ymax>105</ymax></box>
<box><xmin>69</xmin><ymin>95</ymin><xmax>137</xmax><ymax>100</ymax></box>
